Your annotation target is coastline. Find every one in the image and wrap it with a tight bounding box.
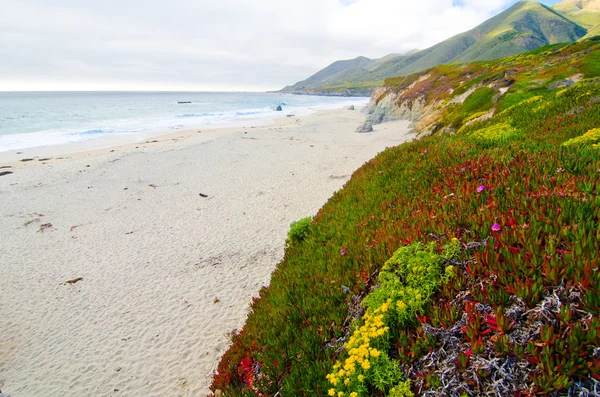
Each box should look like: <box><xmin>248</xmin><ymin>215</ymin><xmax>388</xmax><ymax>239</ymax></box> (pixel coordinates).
<box><xmin>0</xmin><ymin>107</ymin><xmax>413</xmax><ymax>396</ymax></box>
<box><xmin>0</xmin><ymin>93</ymin><xmax>368</xmax><ymax>164</ymax></box>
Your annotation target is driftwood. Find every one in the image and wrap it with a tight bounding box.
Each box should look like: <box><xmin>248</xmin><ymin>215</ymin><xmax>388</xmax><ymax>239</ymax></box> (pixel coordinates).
<box><xmin>65</xmin><ymin>277</ymin><xmax>83</xmax><ymax>285</ymax></box>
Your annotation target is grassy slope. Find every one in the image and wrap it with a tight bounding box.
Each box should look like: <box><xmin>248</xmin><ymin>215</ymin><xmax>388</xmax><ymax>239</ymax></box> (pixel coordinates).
<box><xmin>380</xmin><ymin>1</ymin><xmax>586</xmax><ymax>77</ymax></box>
<box><xmin>552</xmin><ymin>0</ymin><xmax>600</xmax><ymax>28</ymax></box>
<box><xmin>213</xmin><ymin>39</ymin><xmax>600</xmax><ymax>396</ymax></box>
<box><xmin>583</xmin><ymin>23</ymin><xmax>600</xmax><ymax>38</ymax></box>
<box><xmin>283</xmin><ymin>1</ymin><xmax>588</xmax><ymax>95</ymax></box>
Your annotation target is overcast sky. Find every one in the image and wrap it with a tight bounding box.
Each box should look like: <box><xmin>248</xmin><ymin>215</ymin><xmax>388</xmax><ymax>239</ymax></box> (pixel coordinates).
<box><xmin>0</xmin><ymin>0</ymin><xmax>561</xmax><ymax>92</ymax></box>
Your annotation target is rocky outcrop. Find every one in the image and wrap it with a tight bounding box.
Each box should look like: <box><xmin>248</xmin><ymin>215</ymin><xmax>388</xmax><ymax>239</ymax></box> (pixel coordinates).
<box><xmin>276</xmin><ymin>105</ymin><xmax>283</xmax><ymax>111</ymax></box>
<box><xmin>364</xmin><ymin>86</ymin><xmax>439</xmax><ymax>136</ymax></box>
<box><xmin>356</xmin><ymin>122</ymin><xmax>373</xmax><ymax>133</ymax></box>
<box><xmin>363</xmin><ymin>66</ymin><xmax>517</xmax><ymax>136</ymax></box>
<box><xmin>347</xmin><ymin>105</ymin><xmax>355</xmax><ymax>110</ymax></box>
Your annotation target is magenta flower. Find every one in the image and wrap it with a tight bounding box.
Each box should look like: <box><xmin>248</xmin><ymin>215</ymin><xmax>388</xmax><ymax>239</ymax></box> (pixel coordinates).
<box><xmin>379</xmin><ymin>170</ymin><xmax>383</xmax><ymax>174</ymax></box>
<box><xmin>477</xmin><ymin>185</ymin><xmax>485</xmax><ymax>193</ymax></box>
<box><xmin>340</xmin><ymin>249</ymin><xmax>346</xmax><ymax>255</ymax></box>
<box><xmin>557</xmin><ymin>167</ymin><xmax>565</xmax><ymax>173</ymax></box>
<box><xmin>491</xmin><ymin>223</ymin><xmax>502</xmax><ymax>232</ymax></box>
<box><xmin>424</xmin><ymin>149</ymin><xmax>429</xmax><ymax>153</ymax></box>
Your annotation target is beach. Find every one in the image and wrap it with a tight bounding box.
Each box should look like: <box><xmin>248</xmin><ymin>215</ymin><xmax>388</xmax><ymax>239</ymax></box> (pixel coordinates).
<box><xmin>0</xmin><ymin>108</ymin><xmax>413</xmax><ymax>396</ymax></box>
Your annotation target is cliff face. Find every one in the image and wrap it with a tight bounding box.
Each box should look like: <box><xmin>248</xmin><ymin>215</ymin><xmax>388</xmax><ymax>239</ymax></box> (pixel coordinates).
<box><xmin>363</xmin><ymin>72</ymin><xmax>488</xmax><ymax>136</ymax></box>
<box><xmin>363</xmin><ymin>74</ymin><xmax>441</xmax><ymax>135</ymax></box>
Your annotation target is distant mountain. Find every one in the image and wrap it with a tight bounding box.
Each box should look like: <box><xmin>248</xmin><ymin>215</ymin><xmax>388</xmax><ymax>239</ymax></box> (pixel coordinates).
<box><xmin>279</xmin><ymin>52</ymin><xmax>412</xmax><ymax>95</ymax></box>
<box><xmin>282</xmin><ymin>0</ymin><xmax>589</xmax><ymax>96</ymax></box>
<box><xmin>552</xmin><ymin>0</ymin><xmax>600</xmax><ymax>29</ymax></box>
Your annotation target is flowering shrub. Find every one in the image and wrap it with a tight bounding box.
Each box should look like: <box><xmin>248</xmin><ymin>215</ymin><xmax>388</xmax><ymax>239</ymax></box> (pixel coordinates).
<box><xmin>562</xmin><ymin>127</ymin><xmax>600</xmax><ymax>147</ymax></box>
<box><xmin>325</xmin><ymin>241</ymin><xmax>459</xmax><ymax>397</ymax></box>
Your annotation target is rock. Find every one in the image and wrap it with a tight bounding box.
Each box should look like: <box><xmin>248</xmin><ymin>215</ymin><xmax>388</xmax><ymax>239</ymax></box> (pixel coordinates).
<box><xmin>549</xmin><ymin>79</ymin><xmax>575</xmax><ymax>90</ymax></box>
<box><xmin>356</xmin><ymin>122</ymin><xmax>373</xmax><ymax>133</ymax></box>
<box><xmin>177</xmin><ymin>101</ymin><xmax>191</xmax><ymax>104</ymax></box>
<box><xmin>20</xmin><ymin>158</ymin><xmax>34</xmax><ymax>162</ymax></box>
<box><xmin>347</xmin><ymin>105</ymin><xmax>355</xmax><ymax>110</ymax></box>
<box><xmin>275</xmin><ymin>105</ymin><xmax>283</xmax><ymax>111</ymax></box>
<box><xmin>199</xmin><ymin>193</ymin><xmax>208</xmax><ymax>198</ymax></box>
<box><xmin>366</xmin><ymin>111</ymin><xmax>384</xmax><ymax>124</ymax></box>
<box><xmin>0</xmin><ymin>171</ymin><xmax>12</xmax><ymax>177</ymax></box>
<box><xmin>286</xmin><ymin>114</ymin><xmax>295</xmax><ymax>117</ymax></box>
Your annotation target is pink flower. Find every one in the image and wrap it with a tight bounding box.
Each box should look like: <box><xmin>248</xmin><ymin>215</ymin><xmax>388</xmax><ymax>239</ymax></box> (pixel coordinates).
<box><xmin>557</xmin><ymin>167</ymin><xmax>564</xmax><ymax>173</ymax></box>
<box><xmin>491</xmin><ymin>223</ymin><xmax>502</xmax><ymax>232</ymax></box>
<box><xmin>477</xmin><ymin>185</ymin><xmax>485</xmax><ymax>193</ymax></box>
<box><xmin>465</xmin><ymin>349</ymin><xmax>473</xmax><ymax>356</ymax></box>
<box><xmin>424</xmin><ymin>149</ymin><xmax>429</xmax><ymax>153</ymax></box>
<box><xmin>340</xmin><ymin>249</ymin><xmax>346</xmax><ymax>255</ymax></box>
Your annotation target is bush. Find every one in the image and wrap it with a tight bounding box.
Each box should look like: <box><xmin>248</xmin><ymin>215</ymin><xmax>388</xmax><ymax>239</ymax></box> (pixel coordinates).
<box><xmin>287</xmin><ymin>217</ymin><xmax>312</xmax><ymax>243</ymax></box>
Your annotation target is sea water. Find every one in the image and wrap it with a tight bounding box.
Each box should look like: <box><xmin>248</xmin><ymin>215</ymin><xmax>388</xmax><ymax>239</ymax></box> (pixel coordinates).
<box><xmin>0</xmin><ymin>91</ymin><xmax>368</xmax><ymax>152</ymax></box>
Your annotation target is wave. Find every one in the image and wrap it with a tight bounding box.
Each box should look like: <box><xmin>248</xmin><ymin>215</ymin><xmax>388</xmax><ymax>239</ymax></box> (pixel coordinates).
<box><xmin>0</xmin><ymin>95</ymin><xmax>369</xmax><ymax>153</ymax></box>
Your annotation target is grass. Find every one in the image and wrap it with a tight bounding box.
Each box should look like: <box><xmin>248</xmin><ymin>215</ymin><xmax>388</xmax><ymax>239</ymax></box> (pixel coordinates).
<box><xmin>210</xmin><ymin>39</ymin><xmax>600</xmax><ymax>396</ymax></box>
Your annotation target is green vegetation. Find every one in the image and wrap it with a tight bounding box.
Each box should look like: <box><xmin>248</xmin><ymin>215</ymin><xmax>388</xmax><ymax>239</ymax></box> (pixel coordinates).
<box><xmin>212</xmin><ymin>40</ymin><xmax>600</xmax><ymax>396</ymax></box>
<box><xmin>325</xmin><ymin>241</ymin><xmax>458</xmax><ymax>397</ymax></box>
<box><xmin>287</xmin><ymin>217</ymin><xmax>312</xmax><ymax>244</ymax></box>
<box><xmin>552</xmin><ymin>0</ymin><xmax>600</xmax><ymax>29</ymax></box>
<box><xmin>282</xmin><ymin>0</ymin><xmax>590</xmax><ymax>95</ymax></box>
<box><xmin>448</xmin><ymin>87</ymin><xmax>497</xmax><ymax>128</ymax></box>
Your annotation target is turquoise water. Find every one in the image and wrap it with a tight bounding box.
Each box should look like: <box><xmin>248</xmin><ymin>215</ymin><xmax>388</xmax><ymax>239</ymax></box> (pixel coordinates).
<box><xmin>0</xmin><ymin>92</ymin><xmax>366</xmax><ymax>152</ymax></box>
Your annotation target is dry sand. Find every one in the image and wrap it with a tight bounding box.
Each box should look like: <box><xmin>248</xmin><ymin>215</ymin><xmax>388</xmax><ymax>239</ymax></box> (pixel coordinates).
<box><xmin>0</xmin><ymin>108</ymin><xmax>413</xmax><ymax>396</ymax></box>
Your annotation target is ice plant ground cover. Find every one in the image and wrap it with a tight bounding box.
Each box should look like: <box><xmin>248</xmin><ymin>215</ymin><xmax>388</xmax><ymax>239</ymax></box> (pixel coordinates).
<box><xmin>211</xmin><ymin>38</ymin><xmax>600</xmax><ymax>396</ymax></box>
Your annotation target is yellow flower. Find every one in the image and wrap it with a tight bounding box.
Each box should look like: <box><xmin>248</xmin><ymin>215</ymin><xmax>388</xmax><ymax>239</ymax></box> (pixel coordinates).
<box><xmin>338</xmin><ymin>369</ymin><xmax>345</xmax><ymax>377</ymax></box>
<box><xmin>370</xmin><ymin>348</ymin><xmax>381</xmax><ymax>358</ymax></box>
<box><xmin>361</xmin><ymin>361</ymin><xmax>371</xmax><ymax>370</ymax></box>
<box><xmin>397</xmin><ymin>301</ymin><xmax>406</xmax><ymax>310</ymax></box>
<box><xmin>338</xmin><ymin>392</ymin><xmax>344</xmax><ymax>397</ymax></box>
<box><xmin>350</xmin><ymin>393</ymin><xmax>358</xmax><ymax>397</ymax></box>
<box><xmin>344</xmin><ymin>378</ymin><xmax>350</xmax><ymax>385</ymax></box>
<box><xmin>358</xmin><ymin>374</ymin><xmax>365</xmax><ymax>382</ymax></box>
<box><xmin>328</xmin><ymin>389</ymin><xmax>335</xmax><ymax>396</ymax></box>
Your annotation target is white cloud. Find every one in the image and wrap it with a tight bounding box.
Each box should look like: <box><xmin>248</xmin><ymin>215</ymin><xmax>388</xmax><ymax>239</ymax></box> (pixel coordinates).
<box><xmin>0</xmin><ymin>0</ymin><xmax>526</xmax><ymax>91</ymax></box>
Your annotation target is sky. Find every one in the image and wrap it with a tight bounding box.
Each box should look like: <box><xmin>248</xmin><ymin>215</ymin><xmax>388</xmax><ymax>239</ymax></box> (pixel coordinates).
<box><xmin>0</xmin><ymin>0</ymin><xmax>563</xmax><ymax>92</ymax></box>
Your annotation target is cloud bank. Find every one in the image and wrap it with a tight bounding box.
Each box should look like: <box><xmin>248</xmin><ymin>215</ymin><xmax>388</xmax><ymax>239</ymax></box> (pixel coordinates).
<box><xmin>0</xmin><ymin>0</ymin><xmax>557</xmax><ymax>91</ymax></box>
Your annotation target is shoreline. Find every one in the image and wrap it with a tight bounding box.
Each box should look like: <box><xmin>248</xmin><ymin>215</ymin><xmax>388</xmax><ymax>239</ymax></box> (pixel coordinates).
<box><xmin>0</xmin><ymin>97</ymin><xmax>369</xmax><ymax>165</ymax></box>
<box><xmin>0</xmin><ymin>107</ymin><xmax>413</xmax><ymax>396</ymax></box>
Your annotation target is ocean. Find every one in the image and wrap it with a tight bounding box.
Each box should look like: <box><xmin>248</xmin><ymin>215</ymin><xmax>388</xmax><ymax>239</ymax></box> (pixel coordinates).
<box><xmin>0</xmin><ymin>91</ymin><xmax>367</xmax><ymax>153</ymax></box>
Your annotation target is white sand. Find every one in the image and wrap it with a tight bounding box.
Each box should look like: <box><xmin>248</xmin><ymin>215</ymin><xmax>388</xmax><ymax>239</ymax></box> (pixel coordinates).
<box><xmin>0</xmin><ymin>109</ymin><xmax>413</xmax><ymax>396</ymax></box>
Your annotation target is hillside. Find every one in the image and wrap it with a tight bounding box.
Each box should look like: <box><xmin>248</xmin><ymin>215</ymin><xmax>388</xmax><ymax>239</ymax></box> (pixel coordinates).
<box><xmin>553</xmin><ymin>0</ymin><xmax>600</xmax><ymax>28</ymax></box>
<box><xmin>583</xmin><ymin>22</ymin><xmax>600</xmax><ymax>38</ymax></box>
<box><xmin>212</xmin><ymin>38</ymin><xmax>600</xmax><ymax>396</ymax></box>
<box><xmin>282</xmin><ymin>1</ymin><xmax>588</xmax><ymax>96</ymax></box>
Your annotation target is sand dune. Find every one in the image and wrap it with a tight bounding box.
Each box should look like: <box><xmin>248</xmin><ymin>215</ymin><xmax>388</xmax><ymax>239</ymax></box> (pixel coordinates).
<box><xmin>0</xmin><ymin>109</ymin><xmax>412</xmax><ymax>396</ymax></box>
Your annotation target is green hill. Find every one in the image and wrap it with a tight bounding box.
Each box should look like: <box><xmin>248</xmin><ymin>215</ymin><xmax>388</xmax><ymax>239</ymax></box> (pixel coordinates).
<box><xmin>583</xmin><ymin>22</ymin><xmax>600</xmax><ymax>38</ymax></box>
<box><xmin>282</xmin><ymin>1</ymin><xmax>587</xmax><ymax>95</ymax></box>
<box><xmin>212</xmin><ymin>38</ymin><xmax>600</xmax><ymax>396</ymax></box>
<box><xmin>552</xmin><ymin>0</ymin><xmax>600</xmax><ymax>29</ymax></box>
